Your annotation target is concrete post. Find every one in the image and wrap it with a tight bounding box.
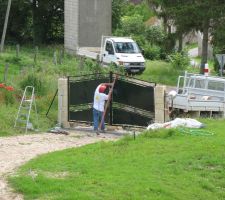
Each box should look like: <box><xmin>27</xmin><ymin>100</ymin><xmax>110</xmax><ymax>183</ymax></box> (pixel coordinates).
<box><xmin>58</xmin><ymin>78</ymin><xmax>70</xmax><ymax>128</ymax></box>
<box><xmin>154</xmin><ymin>85</ymin><xmax>169</xmax><ymax>123</ymax></box>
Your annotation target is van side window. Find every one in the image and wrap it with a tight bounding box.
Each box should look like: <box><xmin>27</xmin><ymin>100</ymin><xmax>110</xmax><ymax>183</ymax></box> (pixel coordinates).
<box><xmin>105</xmin><ymin>41</ymin><xmax>114</xmax><ymax>55</ymax></box>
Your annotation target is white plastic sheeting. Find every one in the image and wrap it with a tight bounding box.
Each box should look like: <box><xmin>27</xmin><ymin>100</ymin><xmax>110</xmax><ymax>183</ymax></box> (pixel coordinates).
<box><xmin>147</xmin><ymin>118</ymin><xmax>205</xmax><ymax>130</ymax></box>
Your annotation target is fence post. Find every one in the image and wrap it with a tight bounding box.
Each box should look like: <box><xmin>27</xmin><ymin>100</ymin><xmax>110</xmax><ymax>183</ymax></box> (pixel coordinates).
<box><xmin>53</xmin><ymin>51</ymin><xmax>57</xmax><ymax>65</ymax></box>
<box><xmin>16</xmin><ymin>44</ymin><xmax>20</xmax><ymax>57</ymax></box>
<box><xmin>59</xmin><ymin>49</ymin><xmax>64</xmax><ymax>64</ymax></box>
<box><xmin>78</xmin><ymin>56</ymin><xmax>84</xmax><ymax>70</ymax></box>
<box><xmin>34</xmin><ymin>46</ymin><xmax>38</xmax><ymax>64</ymax></box>
<box><xmin>4</xmin><ymin>63</ymin><xmax>9</xmax><ymax>82</ymax></box>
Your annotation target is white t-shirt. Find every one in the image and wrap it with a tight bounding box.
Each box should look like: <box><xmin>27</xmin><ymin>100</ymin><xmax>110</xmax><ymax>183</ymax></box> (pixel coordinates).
<box><xmin>93</xmin><ymin>85</ymin><xmax>108</xmax><ymax>112</ymax></box>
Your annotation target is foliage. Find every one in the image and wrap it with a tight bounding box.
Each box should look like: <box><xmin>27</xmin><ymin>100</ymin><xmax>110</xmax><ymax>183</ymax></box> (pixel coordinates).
<box><xmin>0</xmin><ymin>83</ymin><xmax>15</xmax><ymax>105</ymax></box>
<box><xmin>0</xmin><ymin>45</ymin><xmax>79</xmax><ymax>136</ymax></box>
<box><xmin>145</xmin><ymin>26</ymin><xmax>166</xmax><ymax>46</ymax></box>
<box><xmin>19</xmin><ymin>74</ymin><xmax>47</xmax><ymax>96</ymax></box>
<box><xmin>146</xmin><ymin>0</ymin><xmax>225</xmax><ymax>72</ymax></box>
<box><xmin>120</xmin><ymin>14</ymin><xmax>145</xmax><ymax>35</ymax></box>
<box><xmin>123</xmin><ymin>0</ymin><xmax>154</xmax><ymax>21</ymax></box>
<box><xmin>143</xmin><ymin>44</ymin><xmax>161</xmax><ymax>60</ymax></box>
<box><xmin>112</xmin><ymin>0</ymin><xmax>126</xmax><ymax>31</ymax></box>
<box><xmin>9</xmin><ymin>118</ymin><xmax>225</xmax><ymax>199</ymax></box>
<box><xmin>211</xmin><ymin>19</ymin><xmax>225</xmax><ymax>54</ymax></box>
<box><xmin>168</xmin><ymin>51</ymin><xmax>190</xmax><ymax>70</ymax></box>
<box><xmin>0</xmin><ymin>0</ymin><xmax>64</xmax><ymax>44</ymax></box>
<box><xmin>109</xmin><ymin>63</ymin><xmax>126</xmax><ymax>75</ymax></box>
<box><xmin>81</xmin><ymin>59</ymin><xmax>104</xmax><ymax>74</ymax></box>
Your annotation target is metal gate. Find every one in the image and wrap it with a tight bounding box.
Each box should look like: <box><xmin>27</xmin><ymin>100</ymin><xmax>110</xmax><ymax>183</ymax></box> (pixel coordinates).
<box><xmin>68</xmin><ymin>72</ymin><xmax>155</xmax><ymax>127</ymax></box>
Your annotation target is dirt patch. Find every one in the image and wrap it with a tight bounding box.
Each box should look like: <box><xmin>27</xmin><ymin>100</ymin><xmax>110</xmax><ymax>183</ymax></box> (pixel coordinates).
<box><xmin>0</xmin><ymin>131</ymin><xmax>120</xmax><ymax>200</ymax></box>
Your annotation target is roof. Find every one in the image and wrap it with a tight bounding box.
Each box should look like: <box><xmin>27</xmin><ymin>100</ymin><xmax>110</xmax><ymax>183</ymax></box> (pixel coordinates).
<box><xmin>110</xmin><ymin>37</ymin><xmax>134</xmax><ymax>43</ymax></box>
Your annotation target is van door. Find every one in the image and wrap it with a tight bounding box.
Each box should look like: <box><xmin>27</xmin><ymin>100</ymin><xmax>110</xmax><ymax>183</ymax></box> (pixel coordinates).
<box><xmin>102</xmin><ymin>41</ymin><xmax>116</xmax><ymax>65</ymax></box>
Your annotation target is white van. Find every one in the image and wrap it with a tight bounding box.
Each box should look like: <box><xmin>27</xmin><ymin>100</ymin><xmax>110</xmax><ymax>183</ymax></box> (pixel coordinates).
<box><xmin>77</xmin><ymin>36</ymin><xmax>145</xmax><ymax>74</ymax></box>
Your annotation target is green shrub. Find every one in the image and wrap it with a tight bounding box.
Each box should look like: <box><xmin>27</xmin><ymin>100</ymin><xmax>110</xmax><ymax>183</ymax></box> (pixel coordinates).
<box><xmin>109</xmin><ymin>63</ymin><xmax>126</xmax><ymax>75</ymax></box>
<box><xmin>81</xmin><ymin>58</ymin><xmax>103</xmax><ymax>74</ymax></box>
<box><xmin>145</xmin><ymin>26</ymin><xmax>166</xmax><ymax>46</ymax></box>
<box><xmin>4</xmin><ymin>90</ymin><xmax>15</xmax><ymax>105</ymax></box>
<box><xmin>19</xmin><ymin>74</ymin><xmax>47</xmax><ymax>96</ymax></box>
<box><xmin>143</xmin><ymin>44</ymin><xmax>161</xmax><ymax>60</ymax></box>
<box><xmin>0</xmin><ymin>84</ymin><xmax>16</xmax><ymax>105</ymax></box>
<box><xmin>168</xmin><ymin>51</ymin><xmax>190</xmax><ymax>70</ymax></box>
<box><xmin>120</xmin><ymin>14</ymin><xmax>145</xmax><ymax>35</ymax></box>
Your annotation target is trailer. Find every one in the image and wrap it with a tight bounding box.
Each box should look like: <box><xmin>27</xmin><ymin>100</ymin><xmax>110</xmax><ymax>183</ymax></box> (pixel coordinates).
<box><xmin>168</xmin><ymin>72</ymin><xmax>225</xmax><ymax>118</ymax></box>
<box><xmin>76</xmin><ymin>36</ymin><xmax>145</xmax><ymax>74</ymax></box>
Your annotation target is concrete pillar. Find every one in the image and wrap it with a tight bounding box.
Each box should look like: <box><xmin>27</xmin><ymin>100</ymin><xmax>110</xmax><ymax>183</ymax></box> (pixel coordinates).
<box><xmin>154</xmin><ymin>85</ymin><xmax>169</xmax><ymax>123</ymax></box>
<box><xmin>58</xmin><ymin>78</ymin><xmax>70</xmax><ymax>128</ymax></box>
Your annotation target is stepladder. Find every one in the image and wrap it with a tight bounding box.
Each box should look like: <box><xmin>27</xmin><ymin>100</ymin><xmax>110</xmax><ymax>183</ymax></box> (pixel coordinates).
<box><xmin>14</xmin><ymin>86</ymin><xmax>38</xmax><ymax>133</ymax></box>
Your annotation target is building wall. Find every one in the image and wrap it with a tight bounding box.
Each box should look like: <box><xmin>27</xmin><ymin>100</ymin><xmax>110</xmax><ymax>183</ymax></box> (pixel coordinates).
<box><xmin>64</xmin><ymin>0</ymin><xmax>111</xmax><ymax>53</ymax></box>
<box><xmin>64</xmin><ymin>0</ymin><xmax>79</xmax><ymax>53</ymax></box>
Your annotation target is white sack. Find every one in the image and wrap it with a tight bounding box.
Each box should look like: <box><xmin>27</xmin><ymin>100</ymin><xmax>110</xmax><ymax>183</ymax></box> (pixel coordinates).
<box><xmin>147</xmin><ymin>118</ymin><xmax>204</xmax><ymax>130</ymax></box>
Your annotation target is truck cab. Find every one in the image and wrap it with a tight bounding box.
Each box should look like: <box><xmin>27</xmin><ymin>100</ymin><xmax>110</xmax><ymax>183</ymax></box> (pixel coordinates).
<box><xmin>101</xmin><ymin>37</ymin><xmax>145</xmax><ymax>74</ymax></box>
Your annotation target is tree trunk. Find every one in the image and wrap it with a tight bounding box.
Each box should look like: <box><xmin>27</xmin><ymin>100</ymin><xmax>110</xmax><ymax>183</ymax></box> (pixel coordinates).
<box><xmin>200</xmin><ymin>19</ymin><xmax>209</xmax><ymax>74</ymax></box>
<box><xmin>163</xmin><ymin>16</ymin><xmax>168</xmax><ymax>33</ymax></box>
<box><xmin>178</xmin><ymin>32</ymin><xmax>183</xmax><ymax>52</ymax></box>
<box><xmin>32</xmin><ymin>0</ymin><xmax>45</xmax><ymax>45</ymax></box>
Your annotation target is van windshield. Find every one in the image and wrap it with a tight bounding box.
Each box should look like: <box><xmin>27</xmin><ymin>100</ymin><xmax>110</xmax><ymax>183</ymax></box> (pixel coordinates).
<box><xmin>114</xmin><ymin>42</ymin><xmax>141</xmax><ymax>54</ymax></box>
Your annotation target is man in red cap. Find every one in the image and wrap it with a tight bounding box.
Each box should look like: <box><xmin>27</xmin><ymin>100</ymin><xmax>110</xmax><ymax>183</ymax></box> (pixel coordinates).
<box><xmin>93</xmin><ymin>83</ymin><xmax>112</xmax><ymax>134</ymax></box>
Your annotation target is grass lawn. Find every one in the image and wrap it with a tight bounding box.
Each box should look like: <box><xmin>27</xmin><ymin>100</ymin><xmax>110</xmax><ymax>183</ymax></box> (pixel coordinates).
<box><xmin>136</xmin><ymin>60</ymin><xmax>196</xmax><ymax>86</ymax></box>
<box><xmin>9</xmin><ymin>118</ymin><xmax>225</xmax><ymax>200</ymax></box>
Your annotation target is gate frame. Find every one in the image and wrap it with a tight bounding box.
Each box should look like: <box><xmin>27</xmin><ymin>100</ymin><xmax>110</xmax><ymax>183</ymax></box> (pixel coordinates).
<box><xmin>58</xmin><ymin>75</ymin><xmax>168</xmax><ymax>128</ymax></box>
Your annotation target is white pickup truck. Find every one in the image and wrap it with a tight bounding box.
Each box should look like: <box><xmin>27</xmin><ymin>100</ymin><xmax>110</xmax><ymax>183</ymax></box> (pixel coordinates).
<box><xmin>77</xmin><ymin>36</ymin><xmax>145</xmax><ymax>74</ymax></box>
<box><xmin>168</xmin><ymin>71</ymin><xmax>225</xmax><ymax>118</ymax></box>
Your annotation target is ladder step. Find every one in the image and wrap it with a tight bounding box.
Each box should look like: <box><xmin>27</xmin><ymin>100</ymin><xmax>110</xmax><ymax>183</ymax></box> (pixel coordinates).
<box><xmin>16</xmin><ymin>119</ymin><xmax>27</xmax><ymax>123</ymax></box>
<box><xmin>21</xmin><ymin>106</ymin><xmax>30</xmax><ymax>109</ymax></box>
<box><xmin>19</xmin><ymin>113</ymin><xmax>28</xmax><ymax>118</ymax></box>
<box><xmin>14</xmin><ymin>126</ymin><xmax>26</xmax><ymax>129</ymax></box>
<box><xmin>24</xmin><ymin>99</ymin><xmax>32</xmax><ymax>102</ymax></box>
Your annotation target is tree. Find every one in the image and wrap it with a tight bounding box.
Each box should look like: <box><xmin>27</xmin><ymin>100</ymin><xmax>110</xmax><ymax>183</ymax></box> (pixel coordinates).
<box><xmin>0</xmin><ymin>0</ymin><xmax>63</xmax><ymax>45</ymax></box>
<box><xmin>32</xmin><ymin>0</ymin><xmax>63</xmax><ymax>44</ymax></box>
<box><xmin>147</xmin><ymin>0</ymin><xmax>225</xmax><ymax>73</ymax></box>
<box><xmin>112</xmin><ymin>0</ymin><xmax>126</xmax><ymax>31</ymax></box>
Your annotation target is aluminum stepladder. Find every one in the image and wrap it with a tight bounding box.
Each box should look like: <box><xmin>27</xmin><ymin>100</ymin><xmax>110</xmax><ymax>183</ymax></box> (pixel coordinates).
<box><xmin>14</xmin><ymin>86</ymin><xmax>38</xmax><ymax>133</ymax></box>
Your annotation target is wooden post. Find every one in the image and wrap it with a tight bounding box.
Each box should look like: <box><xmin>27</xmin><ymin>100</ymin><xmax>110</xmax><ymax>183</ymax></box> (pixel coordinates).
<box><xmin>78</xmin><ymin>56</ymin><xmax>84</xmax><ymax>70</ymax></box>
<box><xmin>53</xmin><ymin>51</ymin><xmax>57</xmax><ymax>65</ymax></box>
<box><xmin>16</xmin><ymin>44</ymin><xmax>20</xmax><ymax>57</ymax></box>
<box><xmin>59</xmin><ymin>49</ymin><xmax>63</xmax><ymax>64</ymax></box>
<box><xmin>4</xmin><ymin>64</ymin><xmax>9</xmax><ymax>82</ymax></box>
<box><xmin>0</xmin><ymin>0</ymin><xmax>12</xmax><ymax>52</ymax></box>
<box><xmin>99</xmin><ymin>74</ymin><xmax>118</xmax><ymax>130</ymax></box>
<box><xmin>34</xmin><ymin>46</ymin><xmax>38</xmax><ymax>64</ymax></box>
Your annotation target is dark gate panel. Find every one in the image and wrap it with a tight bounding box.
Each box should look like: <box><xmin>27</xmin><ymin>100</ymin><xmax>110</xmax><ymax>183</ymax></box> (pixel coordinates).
<box><xmin>113</xmin><ymin>78</ymin><xmax>155</xmax><ymax>111</ymax></box>
<box><xmin>68</xmin><ymin>74</ymin><xmax>109</xmax><ymax>122</ymax></box>
<box><xmin>112</xmin><ymin>108</ymin><xmax>154</xmax><ymax>126</ymax></box>
<box><xmin>68</xmin><ymin>73</ymin><xmax>156</xmax><ymax>127</ymax></box>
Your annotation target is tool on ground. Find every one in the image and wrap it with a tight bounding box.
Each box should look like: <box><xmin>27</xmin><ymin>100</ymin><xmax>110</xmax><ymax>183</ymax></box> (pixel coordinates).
<box><xmin>99</xmin><ymin>75</ymin><xmax>118</xmax><ymax>130</ymax></box>
<box><xmin>14</xmin><ymin>86</ymin><xmax>39</xmax><ymax>133</ymax></box>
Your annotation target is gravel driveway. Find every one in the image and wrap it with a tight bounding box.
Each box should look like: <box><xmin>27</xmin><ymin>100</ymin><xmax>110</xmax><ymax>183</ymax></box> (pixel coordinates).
<box><xmin>0</xmin><ymin>131</ymin><xmax>120</xmax><ymax>200</ymax></box>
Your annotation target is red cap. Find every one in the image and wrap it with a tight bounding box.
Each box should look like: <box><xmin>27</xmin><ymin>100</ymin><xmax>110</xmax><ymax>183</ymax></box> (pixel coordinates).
<box><xmin>99</xmin><ymin>84</ymin><xmax>107</xmax><ymax>93</ymax></box>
